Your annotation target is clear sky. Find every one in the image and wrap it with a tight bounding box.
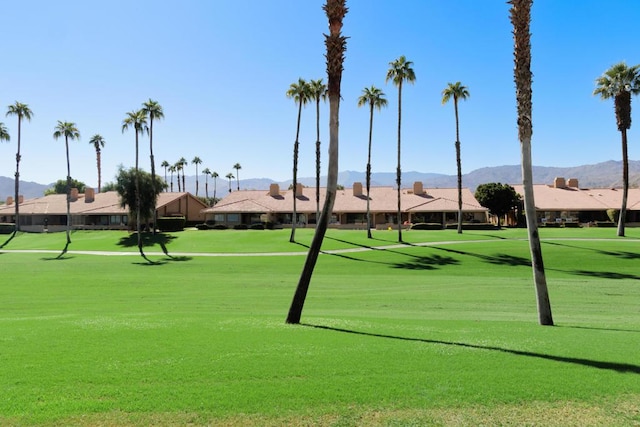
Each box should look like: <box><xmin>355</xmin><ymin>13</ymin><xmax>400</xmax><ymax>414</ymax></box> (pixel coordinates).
<box><xmin>1</xmin><ymin>0</ymin><xmax>639</xmax><ymax>189</ymax></box>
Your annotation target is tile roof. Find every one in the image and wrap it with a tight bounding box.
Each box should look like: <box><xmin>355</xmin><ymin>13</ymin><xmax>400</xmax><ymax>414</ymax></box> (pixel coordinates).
<box><xmin>511</xmin><ymin>184</ymin><xmax>640</xmax><ymax>211</ymax></box>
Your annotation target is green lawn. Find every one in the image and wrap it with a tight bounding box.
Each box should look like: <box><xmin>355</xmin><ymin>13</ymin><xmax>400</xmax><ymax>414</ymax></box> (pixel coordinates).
<box><xmin>0</xmin><ymin>228</ymin><xmax>639</xmax><ymax>426</ymax></box>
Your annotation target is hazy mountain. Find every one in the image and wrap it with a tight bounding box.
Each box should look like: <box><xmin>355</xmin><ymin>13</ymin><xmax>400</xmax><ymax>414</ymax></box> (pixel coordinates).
<box><xmin>2</xmin><ymin>160</ymin><xmax>639</xmax><ymax>200</ymax></box>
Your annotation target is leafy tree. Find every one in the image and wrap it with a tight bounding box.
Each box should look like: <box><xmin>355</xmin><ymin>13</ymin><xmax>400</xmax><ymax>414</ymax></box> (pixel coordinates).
<box><xmin>6</xmin><ymin>101</ymin><xmax>33</xmax><ymax>232</ymax></box>
<box><xmin>510</xmin><ymin>0</ymin><xmax>553</xmax><ymax>326</ymax></box>
<box><xmin>122</xmin><ymin>109</ymin><xmax>148</xmax><ymax>256</ymax></box>
<box><xmin>474</xmin><ymin>183</ymin><xmax>519</xmax><ymax>227</ymax></box>
<box><xmin>114</xmin><ymin>166</ymin><xmax>166</xmax><ymax>225</ymax></box>
<box><xmin>45</xmin><ymin>178</ymin><xmax>87</xmax><ymax>195</ymax></box>
<box><xmin>225</xmin><ymin>173</ymin><xmax>234</xmax><ymax>193</ymax></box>
<box><xmin>53</xmin><ymin>121</ymin><xmax>80</xmax><ymax>248</ymax></box>
<box><xmin>88</xmin><ymin>134</ymin><xmax>106</xmax><ymax>192</ymax></box>
<box><xmin>233</xmin><ymin>162</ymin><xmax>242</xmax><ymax>191</ymax></box>
<box><xmin>357</xmin><ymin>85</ymin><xmax>387</xmax><ymax>238</ymax></box>
<box><xmin>202</xmin><ymin>167</ymin><xmax>211</xmax><ymax>198</ymax></box>
<box><xmin>308</xmin><ymin>78</ymin><xmax>327</xmax><ymax>221</ymax></box>
<box><xmin>442</xmin><ymin>81</ymin><xmax>470</xmax><ymax>234</ymax></box>
<box><xmin>386</xmin><ymin>55</ymin><xmax>415</xmax><ymax>243</ymax></box>
<box><xmin>593</xmin><ymin>62</ymin><xmax>640</xmax><ymax>237</ymax></box>
<box><xmin>193</xmin><ymin>156</ymin><xmax>202</xmax><ymax>196</ymax></box>
<box><xmin>101</xmin><ymin>181</ymin><xmax>117</xmax><ymax>192</ymax></box>
<box><xmin>287</xmin><ymin>0</ymin><xmax>347</xmax><ymax>324</ymax></box>
<box><xmin>142</xmin><ymin>100</ymin><xmax>164</xmax><ymax>234</ymax></box>
<box><xmin>286</xmin><ymin>78</ymin><xmax>310</xmax><ymax>242</ymax></box>
<box><xmin>0</xmin><ymin>122</ymin><xmax>9</xmax><ymax>143</ymax></box>
<box><xmin>160</xmin><ymin>160</ymin><xmax>170</xmax><ymax>189</ymax></box>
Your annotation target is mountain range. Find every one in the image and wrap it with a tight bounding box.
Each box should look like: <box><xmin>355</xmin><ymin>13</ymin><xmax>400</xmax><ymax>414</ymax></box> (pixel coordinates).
<box><xmin>2</xmin><ymin>160</ymin><xmax>639</xmax><ymax>200</ymax></box>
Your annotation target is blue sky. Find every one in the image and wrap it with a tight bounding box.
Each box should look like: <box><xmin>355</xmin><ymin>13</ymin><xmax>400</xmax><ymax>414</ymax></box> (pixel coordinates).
<box><xmin>1</xmin><ymin>0</ymin><xmax>639</xmax><ymax>189</ymax></box>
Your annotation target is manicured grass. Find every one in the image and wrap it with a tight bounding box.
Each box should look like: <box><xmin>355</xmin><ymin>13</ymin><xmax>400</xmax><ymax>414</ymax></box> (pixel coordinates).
<box><xmin>0</xmin><ymin>228</ymin><xmax>639</xmax><ymax>425</ymax></box>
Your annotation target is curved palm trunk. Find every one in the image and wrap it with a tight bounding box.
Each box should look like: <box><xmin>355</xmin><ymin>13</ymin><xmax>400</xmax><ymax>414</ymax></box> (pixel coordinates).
<box><xmin>511</xmin><ymin>0</ymin><xmax>553</xmax><ymax>326</ymax></box>
<box><xmin>287</xmin><ymin>0</ymin><xmax>346</xmax><ymax>324</ymax></box>
<box><xmin>65</xmin><ymin>136</ymin><xmax>72</xmax><ymax>247</ymax></box>
<box><xmin>454</xmin><ymin>97</ymin><xmax>463</xmax><ymax>234</ymax></box>
<box><xmin>618</xmin><ymin>129</ymin><xmax>629</xmax><ymax>236</ymax></box>
<box><xmin>290</xmin><ymin>100</ymin><xmax>303</xmax><ymax>243</ymax></box>
<box><xmin>396</xmin><ymin>81</ymin><xmax>403</xmax><ymax>242</ymax></box>
<box><xmin>149</xmin><ymin>119</ymin><xmax>157</xmax><ymax>234</ymax></box>
<box><xmin>315</xmin><ymin>98</ymin><xmax>322</xmax><ymax>223</ymax></box>
<box><xmin>13</xmin><ymin>117</ymin><xmax>22</xmax><ymax>233</ymax></box>
<box><xmin>366</xmin><ymin>103</ymin><xmax>374</xmax><ymax>238</ymax></box>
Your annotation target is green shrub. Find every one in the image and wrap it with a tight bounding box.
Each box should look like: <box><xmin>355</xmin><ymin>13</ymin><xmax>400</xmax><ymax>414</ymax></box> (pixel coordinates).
<box><xmin>410</xmin><ymin>223</ymin><xmax>442</xmax><ymax>230</ymax></box>
<box><xmin>157</xmin><ymin>216</ymin><xmax>185</xmax><ymax>232</ymax></box>
<box><xmin>212</xmin><ymin>224</ymin><xmax>228</xmax><ymax>230</ymax></box>
<box><xmin>249</xmin><ymin>223</ymin><xmax>265</xmax><ymax>230</ymax></box>
<box><xmin>595</xmin><ymin>221</ymin><xmax>616</xmax><ymax>227</ymax></box>
<box><xmin>234</xmin><ymin>224</ymin><xmax>248</xmax><ymax>230</ymax></box>
<box><xmin>563</xmin><ymin>222</ymin><xmax>581</xmax><ymax>228</ymax></box>
<box><xmin>0</xmin><ymin>223</ymin><xmax>15</xmax><ymax>234</ymax></box>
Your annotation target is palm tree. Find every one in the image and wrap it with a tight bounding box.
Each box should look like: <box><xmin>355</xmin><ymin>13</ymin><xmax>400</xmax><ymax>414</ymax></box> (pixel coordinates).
<box><xmin>175</xmin><ymin>161</ymin><xmax>182</xmax><ymax>192</ymax></box>
<box><xmin>6</xmin><ymin>101</ymin><xmax>33</xmax><ymax>232</ymax></box>
<box><xmin>202</xmin><ymin>167</ymin><xmax>211</xmax><ymax>199</ymax></box>
<box><xmin>0</xmin><ymin>122</ymin><xmax>9</xmax><ymax>143</ymax></box>
<box><xmin>233</xmin><ymin>163</ymin><xmax>242</xmax><ymax>191</ymax></box>
<box><xmin>168</xmin><ymin>164</ymin><xmax>176</xmax><ymax>192</ymax></box>
<box><xmin>357</xmin><ymin>85</ymin><xmax>387</xmax><ymax>238</ymax></box>
<box><xmin>122</xmin><ymin>109</ymin><xmax>149</xmax><ymax>257</ymax></box>
<box><xmin>510</xmin><ymin>0</ymin><xmax>553</xmax><ymax>326</ymax></box>
<box><xmin>594</xmin><ymin>62</ymin><xmax>640</xmax><ymax>237</ymax></box>
<box><xmin>287</xmin><ymin>0</ymin><xmax>347</xmax><ymax>324</ymax></box>
<box><xmin>212</xmin><ymin>171</ymin><xmax>219</xmax><ymax>203</ymax></box>
<box><xmin>88</xmin><ymin>134</ymin><xmax>106</xmax><ymax>193</ymax></box>
<box><xmin>192</xmin><ymin>156</ymin><xmax>202</xmax><ymax>196</ymax></box>
<box><xmin>308</xmin><ymin>78</ymin><xmax>327</xmax><ymax>222</ymax></box>
<box><xmin>442</xmin><ymin>81</ymin><xmax>470</xmax><ymax>234</ymax></box>
<box><xmin>53</xmin><ymin>121</ymin><xmax>80</xmax><ymax>249</ymax></box>
<box><xmin>142</xmin><ymin>100</ymin><xmax>164</xmax><ymax>232</ymax></box>
<box><xmin>386</xmin><ymin>56</ymin><xmax>416</xmax><ymax>243</ymax></box>
<box><xmin>179</xmin><ymin>157</ymin><xmax>187</xmax><ymax>192</ymax></box>
<box><xmin>225</xmin><ymin>173</ymin><xmax>234</xmax><ymax>193</ymax></box>
<box><xmin>161</xmin><ymin>160</ymin><xmax>170</xmax><ymax>190</ymax></box>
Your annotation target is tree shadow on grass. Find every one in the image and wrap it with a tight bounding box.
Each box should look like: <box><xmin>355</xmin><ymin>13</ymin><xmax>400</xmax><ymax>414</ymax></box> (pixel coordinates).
<box><xmin>0</xmin><ymin>230</ymin><xmax>18</xmax><ymax>249</ymax></box>
<box><xmin>303</xmin><ymin>323</ymin><xmax>640</xmax><ymax>374</ymax></box>
<box><xmin>544</xmin><ymin>241</ymin><xmax>640</xmax><ymax>260</ymax></box>
<box><xmin>430</xmin><ymin>245</ymin><xmax>532</xmax><ymax>267</ymax></box>
<box><xmin>571</xmin><ymin>270</ymin><xmax>640</xmax><ymax>280</ymax></box>
<box><xmin>117</xmin><ymin>232</ymin><xmax>177</xmax><ymax>249</ymax></box>
<box><xmin>558</xmin><ymin>325</ymin><xmax>640</xmax><ymax>334</ymax></box>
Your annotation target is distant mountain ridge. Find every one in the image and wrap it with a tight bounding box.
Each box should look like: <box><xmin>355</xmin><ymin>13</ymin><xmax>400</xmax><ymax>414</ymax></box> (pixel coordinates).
<box><xmin>2</xmin><ymin>160</ymin><xmax>639</xmax><ymax>200</ymax></box>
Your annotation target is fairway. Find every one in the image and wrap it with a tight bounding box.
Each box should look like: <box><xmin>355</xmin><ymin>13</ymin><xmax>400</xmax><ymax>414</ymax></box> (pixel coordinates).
<box><xmin>1</xmin><ymin>228</ymin><xmax>639</xmax><ymax>426</ymax></box>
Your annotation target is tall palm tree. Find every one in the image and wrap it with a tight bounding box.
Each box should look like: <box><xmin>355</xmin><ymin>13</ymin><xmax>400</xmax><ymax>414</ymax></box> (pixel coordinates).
<box><xmin>594</xmin><ymin>62</ymin><xmax>640</xmax><ymax>237</ymax></box>
<box><xmin>442</xmin><ymin>81</ymin><xmax>470</xmax><ymax>234</ymax></box>
<box><xmin>192</xmin><ymin>156</ymin><xmax>202</xmax><ymax>196</ymax></box>
<box><xmin>88</xmin><ymin>134</ymin><xmax>106</xmax><ymax>193</ymax></box>
<box><xmin>161</xmin><ymin>160</ymin><xmax>170</xmax><ymax>190</ymax></box>
<box><xmin>122</xmin><ymin>109</ymin><xmax>149</xmax><ymax>257</ymax></box>
<box><xmin>179</xmin><ymin>157</ymin><xmax>187</xmax><ymax>192</ymax></box>
<box><xmin>386</xmin><ymin>55</ymin><xmax>415</xmax><ymax>243</ymax></box>
<box><xmin>510</xmin><ymin>0</ymin><xmax>553</xmax><ymax>326</ymax></box>
<box><xmin>286</xmin><ymin>78</ymin><xmax>310</xmax><ymax>242</ymax></box>
<box><xmin>142</xmin><ymin>100</ymin><xmax>164</xmax><ymax>232</ymax></box>
<box><xmin>6</xmin><ymin>102</ymin><xmax>33</xmax><ymax>232</ymax></box>
<box><xmin>287</xmin><ymin>0</ymin><xmax>347</xmax><ymax>324</ymax></box>
<box><xmin>212</xmin><ymin>171</ymin><xmax>219</xmax><ymax>203</ymax></box>
<box><xmin>53</xmin><ymin>121</ymin><xmax>80</xmax><ymax>248</ymax></box>
<box><xmin>0</xmin><ymin>122</ymin><xmax>9</xmax><ymax>143</ymax></box>
<box><xmin>174</xmin><ymin>161</ymin><xmax>182</xmax><ymax>192</ymax></box>
<box><xmin>233</xmin><ymin>163</ymin><xmax>242</xmax><ymax>191</ymax></box>
<box><xmin>308</xmin><ymin>78</ymin><xmax>327</xmax><ymax>222</ymax></box>
<box><xmin>357</xmin><ymin>85</ymin><xmax>387</xmax><ymax>239</ymax></box>
<box><xmin>168</xmin><ymin>164</ymin><xmax>176</xmax><ymax>192</ymax></box>
<box><xmin>202</xmin><ymin>167</ymin><xmax>211</xmax><ymax>199</ymax></box>
<box><xmin>225</xmin><ymin>173</ymin><xmax>234</xmax><ymax>193</ymax></box>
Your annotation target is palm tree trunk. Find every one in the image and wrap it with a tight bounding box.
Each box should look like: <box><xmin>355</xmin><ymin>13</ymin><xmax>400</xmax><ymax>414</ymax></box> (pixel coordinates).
<box><xmin>617</xmin><ymin>129</ymin><xmax>629</xmax><ymax>237</ymax></box>
<box><xmin>213</xmin><ymin>178</ymin><xmax>217</xmax><ymax>203</ymax></box>
<box><xmin>511</xmin><ymin>0</ymin><xmax>553</xmax><ymax>326</ymax></box>
<box><xmin>290</xmin><ymin>100</ymin><xmax>303</xmax><ymax>243</ymax></box>
<box><xmin>316</xmin><ymin>98</ymin><xmax>322</xmax><ymax>223</ymax></box>
<box><xmin>455</xmin><ymin>99</ymin><xmax>463</xmax><ymax>234</ymax></box>
<box><xmin>65</xmin><ymin>136</ymin><xmax>72</xmax><ymax>246</ymax></box>
<box><xmin>182</xmin><ymin>171</ymin><xmax>185</xmax><ymax>194</ymax></box>
<box><xmin>366</xmin><ymin>103</ymin><xmax>374</xmax><ymax>238</ymax></box>
<box><xmin>196</xmin><ymin>167</ymin><xmax>199</xmax><ymax>196</ymax></box>
<box><xmin>396</xmin><ymin>81</ymin><xmax>403</xmax><ymax>242</ymax></box>
<box><xmin>149</xmin><ymin>119</ymin><xmax>157</xmax><ymax>234</ymax></box>
<box><xmin>205</xmin><ymin>178</ymin><xmax>209</xmax><ymax>199</ymax></box>
<box><xmin>135</xmin><ymin>132</ymin><xmax>143</xmax><ymax>256</ymax></box>
<box><xmin>236</xmin><ymin>170</ymin><xmax>240</xmax><ymax>191</ymax></box>
<box><xmin>14</xmin><ymin>117</ymin><xmax>21</xmax><ymax>232</ymax></box>
<box><xmin>97</xmin><ymin>149</ymin><xmax>102</xmax><ymax>193</ymax></box>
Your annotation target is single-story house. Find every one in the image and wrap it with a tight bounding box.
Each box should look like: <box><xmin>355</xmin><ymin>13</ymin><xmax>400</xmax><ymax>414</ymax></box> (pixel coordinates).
<box><xmin>0</xmin><ymin>188</ymin><xmax>208</xmax><ymax>232</ymax></box>
<box><xmin>202</xmin><ymin>181</ymin><xmax>489</xmax><ymax>229</ymax></box>
<box><xmin>511</xmin><ymin>177</ymin><xmax>640</xmax><ymax>226</ymax></box>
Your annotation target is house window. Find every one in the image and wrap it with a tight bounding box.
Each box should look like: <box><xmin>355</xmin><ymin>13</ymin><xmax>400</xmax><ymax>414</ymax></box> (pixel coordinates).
<box><xmin>214</xmin><ymin>214</ymin><xmax>225</xmax><ymax>222</ymax></box>
<box><xmin>226</xmin><ymin>214</ymin><xmax>240</xmax><ymax>223</ymax></box>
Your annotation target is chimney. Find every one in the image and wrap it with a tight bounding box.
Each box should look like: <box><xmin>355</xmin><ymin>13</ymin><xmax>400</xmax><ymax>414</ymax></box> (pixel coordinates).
<box><xmin>413</xmin><ymin>181</ymin><xmax>424</xmax><ymax>195</ymax></box>
<box><xmin>18</xmin><ymin>195</ymin><xmax>24</xmax><ymax>204</ymax></box>
<box><xmin>6</xmin><ymin>196</ymin><xmax>13</xmax><ymax>205</ymax></box>
<box><xmin>553</xmin><ymin>177</ymin><xmax>566</xmax><ymax>188</ymax></box>
<box><xmin>269</xmin><ymin>183</ymin><xmax>280</xmax><ymax>197</ymax></box>
<box><xmin>70</xmin><ymin>188</ymin><xmax>79</xmax><ymax>201</ymax></box>
<box><xmin>84</xmin><ymin>187</ymin><xmax>95</xmax><ymax>203</ymax></box>
<box><xmin>567</xmin><ymin>178</ymin><xmax>579</xmax><ymax>188</ymax></box>
<box><xmin>353</xmin><ymin>182</ymin><xmax>363</xmax><ymax>196</ymax></box>
<box><xmin>295</xmin><ymin>183</ymin><xmax>303</xmax><ymax>197</ymax></box>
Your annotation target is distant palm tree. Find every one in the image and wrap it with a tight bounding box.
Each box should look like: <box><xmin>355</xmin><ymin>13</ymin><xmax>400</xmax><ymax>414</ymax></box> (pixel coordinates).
<box><xmin>161</xmin><ymin>160</ymin><xmax>170</xmax><ymax>190</ymax></box>
<box><xmin>594</xmin><ymin>62</ymin><xmax>640</xmax><ymax>237</ymax></box>
<box><xmin>174</xmin><ymin>161</ymin><xmax>182</xmax><ymax>192</ymax></box>
<box><xmin>141</xmin><ymin>99</ymin><xmax>164</xmax><ymax>234</ymax></box>
<box><xmin>122</xmin><ymin>109</ymin><xmax>149</xmax><ymax>257</ymax></box>
<box><xmin>212</xmin><ymin>171</ymin><xmax>219</xmax><ymax>202</ymax></box>
<box><xmin>308</xmin><ymin>78</ymin><xmax>327</xmax><ymax>221</ymax></box>
<box><xmin>510</xmin><ymin>0</ymin><xmax>553</xmax><ymax>326</ymax></box>
<box><xmin>202</xmin><ymin>167</ymin><xmax>211</xmax><ymax>199</ymax></box>
<box><xmin>168</xmin><ymin>164</ymin><xmax>176</xmax><ymax>192</ymax></box>
<box><xmin>0</xmin><ymin>122</ymin><xmax>9</xmax><ymax>143</ymax></box>
<box><xmin>357</xmin><ymin>85</ymin><xmax>387</xmax><ymax>238</ymax></box>
<box><xmin>179</xmin><ymin>157</ymin><xmax>187</xmax><ymax>192</ymax></box>
<box><xmin>192</xmin><ymin>156</ymin><xmax>202</xmax><ymax>196</ymax></box>
<box><xmin>6</xmin><ymin>101</ymin><xmax>33</xmax><ymax>232</ymax></box>
<box><xmin>88</xmin><ymin>134</ymin><xmax>106</xmax><ymax>193</ymax></box>
<box><xmin>225</xmin><ymin>173</ymin><xmax>234</xmax><ymax>193</ymax></box>
<box><xmin>442</xmin><ymin>81</ymin><xmax>470</xmax><ymax>234</ymax></box>
<box><xmin>386</xmin><ymin>55</ymin><xmax>416</xmax><ymax>243</ymax></box>
<box><xmin>233</xmin><ymin>163</ymin><xmax>242</xmax><ymax>191</ymax></box>
<box><xmin>53</xmin><ymin>121</ymin><xmax>80</xmax><ymax>249</ymax></box>
<box><xmin>286</xmin><ymin>78</ymin><xmax>310</xmax><ymax>242</ymax></box>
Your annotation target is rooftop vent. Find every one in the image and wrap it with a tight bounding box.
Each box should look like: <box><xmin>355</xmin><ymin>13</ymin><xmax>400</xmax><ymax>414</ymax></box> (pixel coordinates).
<box><xmin>413</xmin><ymin>181</ymin><xmax>425</xmax><ymax>195</ymax></box>
<box><xmin>353</xmin><ymin>182</ymin><xmax>363</xmax><ymax>197</ymax></box>
<box><xmin>553</xmin><ymin>177</ymin><xmax>566</xmax><ymax>188</ymax></box>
